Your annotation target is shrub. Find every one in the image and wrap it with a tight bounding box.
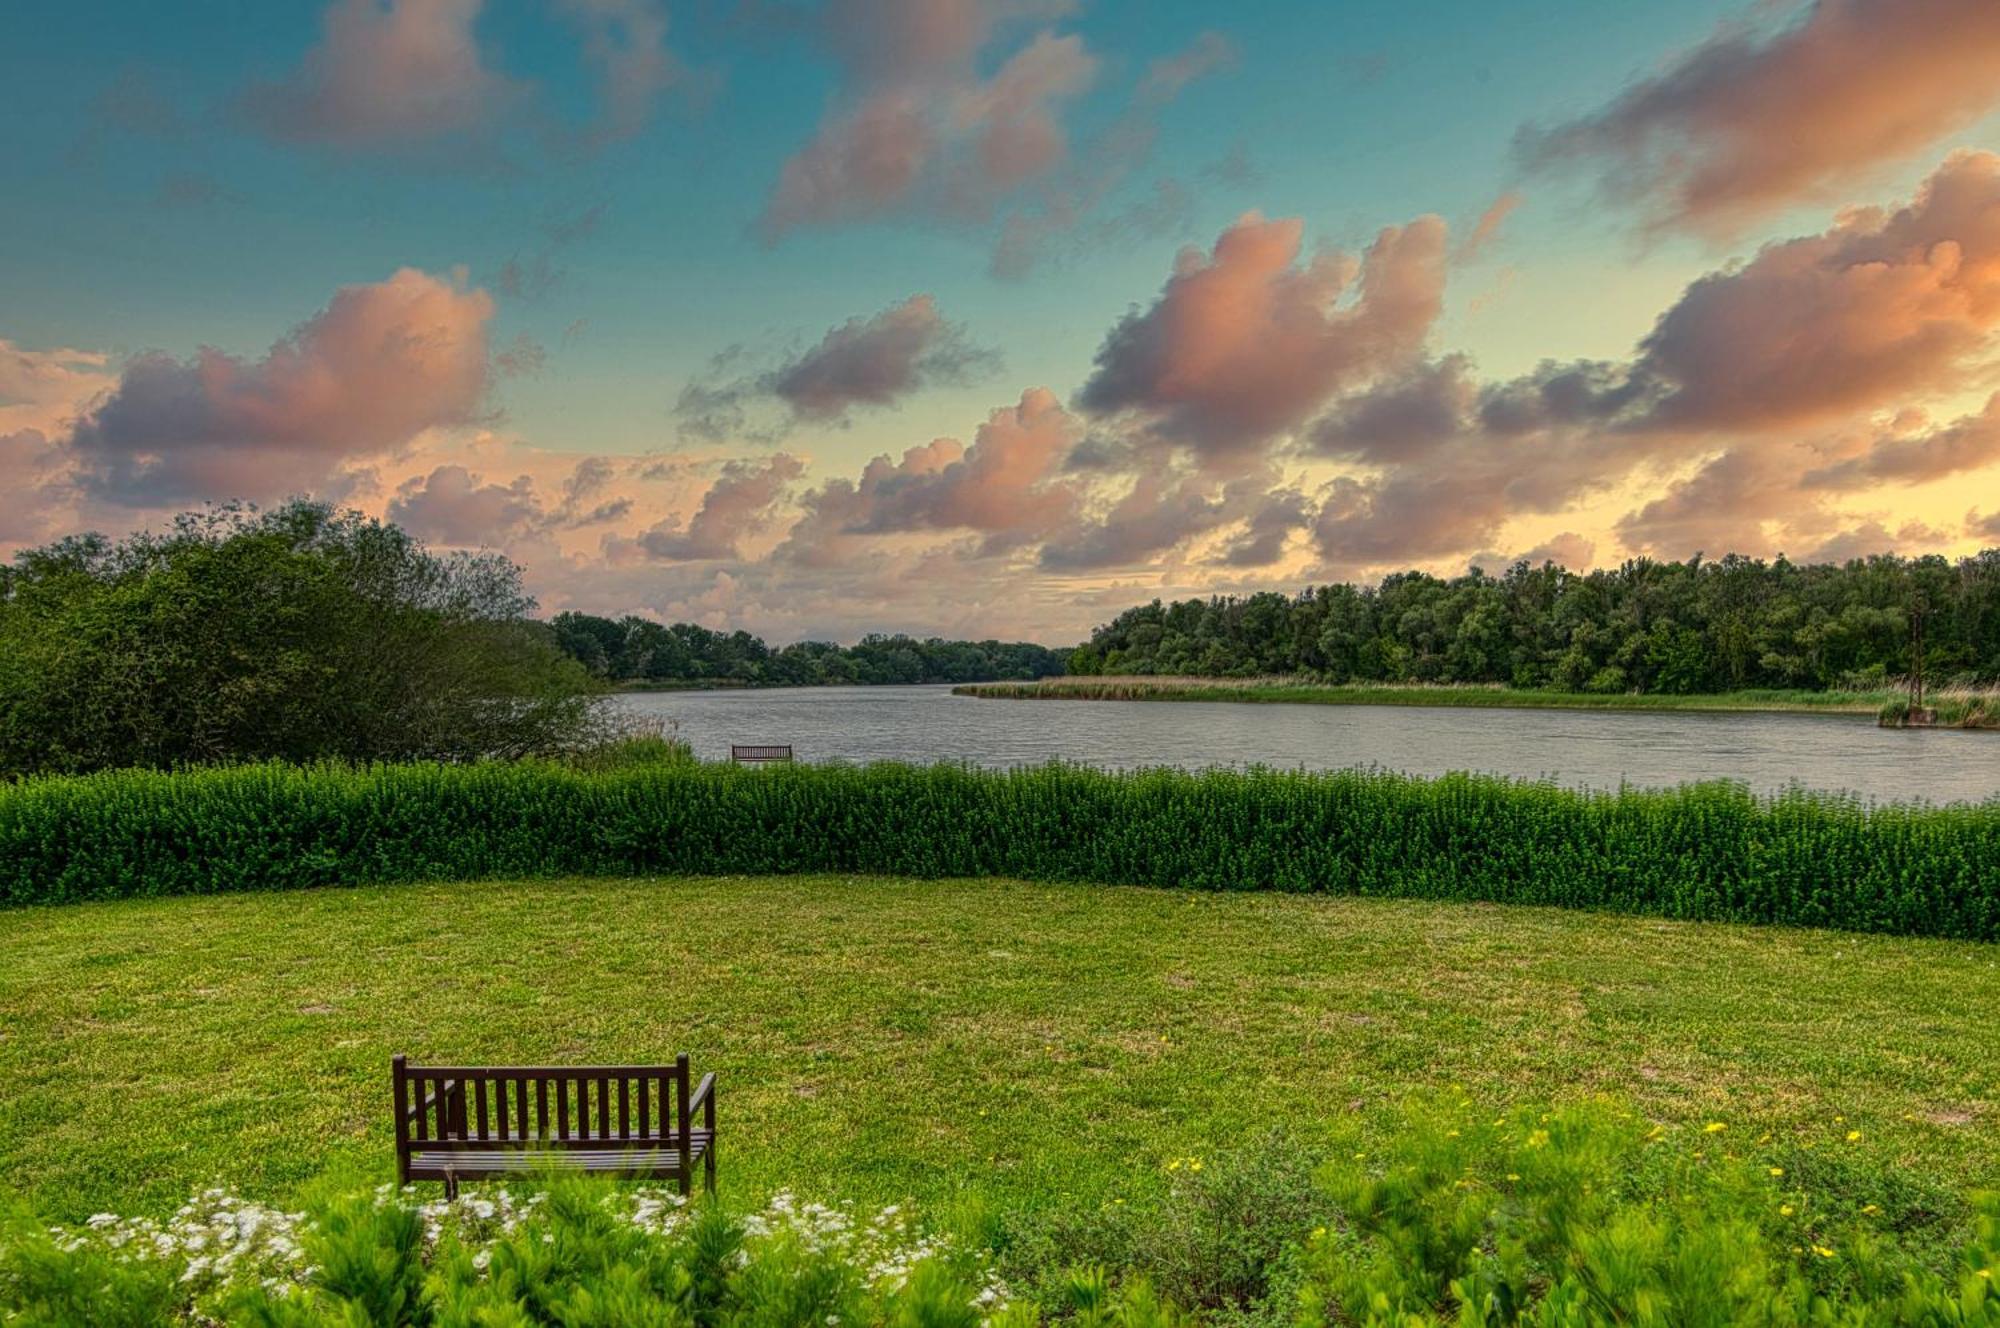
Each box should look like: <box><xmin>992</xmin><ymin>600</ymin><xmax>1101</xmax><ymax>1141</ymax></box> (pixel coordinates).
<box><xmin>1299</xmin><ymin>1098</ymin><xmax>2000</xmax><ymax>1326</ymax></box>
<box><xmin>0</xmin><ymin>1185</ymin><xmax>1015</xmax><ymax>1327</ymax></box>
<box><xmin>3</xmin><ymin>761</ymin><xmax>1998</xmax><ymax>940</ymax></box>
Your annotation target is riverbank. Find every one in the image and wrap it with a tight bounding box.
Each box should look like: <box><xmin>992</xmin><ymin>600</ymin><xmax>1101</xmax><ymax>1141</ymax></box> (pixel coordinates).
<box><xmin>953</xmin><ymin>676</ymin><xmax>1890</xmax><ymax>714</ymax></box>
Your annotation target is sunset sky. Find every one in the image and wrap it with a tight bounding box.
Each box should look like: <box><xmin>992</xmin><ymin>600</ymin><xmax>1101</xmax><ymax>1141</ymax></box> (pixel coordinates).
<box><xmin>6</xmin><ymin>0</ymin><xmax>2000</xmax><ymax>642</ymax></box>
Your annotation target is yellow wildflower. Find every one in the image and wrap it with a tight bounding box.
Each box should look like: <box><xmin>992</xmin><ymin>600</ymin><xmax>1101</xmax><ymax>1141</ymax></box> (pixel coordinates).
<box><xmin>1769</xmin><ymin>1167</ymin><xmax>1785</xmax><ymax>1177</ymax></box>
<box><xmin>1813</xmin><ymin>1245</ymin><xmax>1836</xmax><ymax>1260</ymax></box>
<box><xmin>1704</xmin><ymin>1122</ymin><xmax>1727</xmax><ymax>1134</ymax></box>
<box><xmin>1846</xmin><ymin>1130</ymin><xmax>1861</xmax><ymax>1142</ymax></box>
<box><xmin>1780</xmin><ymin>1205</ymin><xmax>1795</xmax><ymax>1216</ymax></box>
<box><xmin>1861</xmin><ymin>1204</ymin><xmax>1881</xmax><ymax>1216</ymax></box>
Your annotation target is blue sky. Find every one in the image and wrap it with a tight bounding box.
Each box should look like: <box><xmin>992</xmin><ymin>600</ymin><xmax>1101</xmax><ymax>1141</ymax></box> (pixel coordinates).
<box><xmin>5</xmin><ymin>0</ymin><xmax>1999</xmax><ymax>640</ymax></box>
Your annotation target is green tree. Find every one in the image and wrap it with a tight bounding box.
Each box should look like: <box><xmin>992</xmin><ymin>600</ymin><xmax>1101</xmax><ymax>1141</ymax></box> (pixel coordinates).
<box><xmin>0</xmin><ymin>502</ymin><xmax>603</xmax><ymax>775</ymax></box>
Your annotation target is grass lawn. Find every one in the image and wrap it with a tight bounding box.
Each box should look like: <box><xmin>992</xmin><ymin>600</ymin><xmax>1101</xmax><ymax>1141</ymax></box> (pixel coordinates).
<box><xmin>954</xmin><ymin>677</ymin><xmax>1893</xmax><ymax>714</ymax></box>
<box><xmin>2</xmin><ymin>876</ymin><xmax>1995</xmax><ymax>1225</ymax></box>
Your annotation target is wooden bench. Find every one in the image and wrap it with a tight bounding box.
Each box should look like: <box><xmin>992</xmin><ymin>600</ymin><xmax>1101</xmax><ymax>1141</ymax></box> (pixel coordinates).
<box><xmin>393</xmin><ymin>1055</ymin><xmax>715</xmax><ymax>1198</ymax></box>
<box><xmin>730</xmin><ymin>744</ymin><xmax>793</xmax><ymax>764</ymax></box>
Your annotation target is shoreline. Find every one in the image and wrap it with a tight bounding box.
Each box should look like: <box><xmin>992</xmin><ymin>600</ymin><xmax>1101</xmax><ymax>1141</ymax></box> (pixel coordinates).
<box><xmin>951</xmin><ymin>677</ymin><xmax>1893</xmax><ymax>716</ymax></box>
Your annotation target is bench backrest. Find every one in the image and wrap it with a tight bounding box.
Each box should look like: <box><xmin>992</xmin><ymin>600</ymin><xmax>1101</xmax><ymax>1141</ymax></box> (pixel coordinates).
<box><xmin>731</xmin><ymin>744</ymin><xmax>793</xmax><ymax>763</ymax></box>
<box><xmin>393</xmin><ymin>1055</ymin><xmax>690</xmax><ymax>1155</ymax></box>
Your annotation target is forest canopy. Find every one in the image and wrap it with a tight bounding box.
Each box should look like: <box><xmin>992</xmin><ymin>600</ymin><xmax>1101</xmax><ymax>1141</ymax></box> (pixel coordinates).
<box><xmin>548</xmin><ymin>613</ymin><xmax>1068</xmax><ymax>687</ymax></box>
<box><xmin>1068</xmin><ymin>552</ymin><xmax>2000</xmax><ymax>693</ymax></box>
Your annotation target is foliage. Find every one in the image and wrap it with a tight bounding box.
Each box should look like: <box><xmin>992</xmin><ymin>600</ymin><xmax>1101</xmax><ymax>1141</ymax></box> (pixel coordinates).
<box><xmin>0</xmin><ymin>1183</ymin><xmax>1012</xmax><ymax>1326</ymax></box>
<box><xmin>548</xmin><ymin>612</ymin><xmax>1067</xmax><ymax>688</ymax></box>
<box><xmin>3</xmin><ymin>760</ymin><xmax>1997</xmax><ymax>938</ymax></box>
<box><xmin>7</xmin><ymin>1107</ymin><xmax>2000</xmax><ymax>1326</ymax></box>
<box><xmin>1881</xmin><ymin>687</ymin><xmax>2000</xmax><ymax>730</ymax></box>
<box><xmin>0</xmin><ymin>502</ymin><xmax>605</xmax><ymax>776</ymax></box>
<box><xmin>1300</xmin><ymin>1098</ymin><xmax>2000</xmax><ymax>1326</ymax></box>
<box><xmin>1068</xmin><ymin>552</ymin><xmax>2000</xmax><ymax>692</ymax></box>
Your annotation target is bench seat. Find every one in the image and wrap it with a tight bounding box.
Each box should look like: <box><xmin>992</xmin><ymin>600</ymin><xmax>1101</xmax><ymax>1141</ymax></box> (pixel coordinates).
<box><xmin>408</xmin><ymin>1132</ymin><xmax>712</xmax><ymax>1180</ymax></box>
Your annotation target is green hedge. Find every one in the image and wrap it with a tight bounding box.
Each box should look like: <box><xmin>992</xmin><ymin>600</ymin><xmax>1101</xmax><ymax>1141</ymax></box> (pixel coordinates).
<box><xmin>3</xmin><ymin>761</ymin><xmax>1997</xmax><ymax>939</ymax></box>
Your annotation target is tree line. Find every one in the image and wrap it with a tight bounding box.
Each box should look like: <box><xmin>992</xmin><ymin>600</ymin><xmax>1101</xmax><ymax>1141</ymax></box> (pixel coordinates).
<box><xmin>1068</xmin><ymin>551</ymin><xmax>2000</xmax><ymax>693</ymax></box>
<box><xmin>548</xmin><ymin>613</ymin><xmax>1068</xmax><ymax>687</ymax></box>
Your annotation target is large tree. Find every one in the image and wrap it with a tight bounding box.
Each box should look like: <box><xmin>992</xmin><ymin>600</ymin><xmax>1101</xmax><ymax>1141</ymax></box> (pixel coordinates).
<box><xmin>0</xmin><ymin>502</ymin><xmax>603</xmax><ymax>775</ymax></box>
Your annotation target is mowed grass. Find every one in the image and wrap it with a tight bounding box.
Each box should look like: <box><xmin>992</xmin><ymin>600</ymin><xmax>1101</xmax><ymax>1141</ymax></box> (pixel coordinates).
<box><xmin>2</xmin><ymin>876</ymin><xmax>1996</xmax><ymax>1224</ymax></box>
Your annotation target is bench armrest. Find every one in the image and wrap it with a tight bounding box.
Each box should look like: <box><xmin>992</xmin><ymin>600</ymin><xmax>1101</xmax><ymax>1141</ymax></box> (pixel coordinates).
<box><xmin>689</xmin><ymin>1072</ymin><xmax>716</xmax><ymax>1127</ymax></box>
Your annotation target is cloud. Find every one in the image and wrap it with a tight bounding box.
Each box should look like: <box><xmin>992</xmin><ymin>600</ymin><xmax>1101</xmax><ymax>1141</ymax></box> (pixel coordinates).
<box><xmin>387</xmin><ymin>465</ymin><xmax>543</xmax><ymax>543</ymax></box>
<box><xmin>66</xmin><ymin>267</ymin><xmax>494</xmax><ymax>506</ymax></box>
<box><xmin>1214</xmin><ymin>485</ymin><xmax>1311</xmax><ymax>567</ymax></box>
<box><xmin>555</xmin><ymin>0</ymin><xmax>686</xmax><ymax>145</ymax></box>
<box><xmin>240</xmin><ymin>0</ymin><xmax>525</xmax><ymax>150</ymax></box>
<box><xmin>987</xmin><ymin>30</ymin><xmax>1237</xmax><ymax>279</ymax></box>
<box><xmin>757</xmin><ymin>0</ymin><xmax>1133</xmax><ymax>241</ymax></box>
<box><xmin>1801</xmin><ymin>395</ymin><xmax>2000</xmax><ymax>488</ymax></box>
<box><xmin>1305</xmin><ymin>356</ymin><xmax>1650</xmax><ymax>569</ymax></box>
<box><xmin>771</xmin><ymin>295</ymin><xmax>998</xmax><ymax>420</ymax></box>
<box><xmin>1630</xmin><ymin>151</ymin><xmax>2000</xmax><ymax>431</ymax></box>
<box><xmin>1803</xmin><ymin>520</ymin><xmax>1948</xmax><ymax>565</ymax></box>
<box><xmin>1456</xmin><ymin>191</ymin><xmax>1521</xmax><ymax>263</ymax></box>
<box><xmin>1517</xmin><ymin>0</ymin><xmax>2000</xmax><ymax>236</ymax></box>
<box><xmin>1969</xmin><ymin>509</ymin><xmax>2000</xmax><ymax>541</ymax></box>
<box><xmin>1076</xmin><ymin>212</ymin><xmax>1448</xmax><ymax>465</ymax></box>
<box><xmin>0</xmin><ymin>430</ymin><xmax>67</xmax><ymax>543</ymax></box>
<box><xmin>677</xmin><ymin>294</ymin><xmax>998</xmax><ymax>438</ymax></box>
<box><xmin>0</xmin><ymin>340</ymin><xmax>116</xmax><ymax>436</ymax></box>
<box><xmin>782</xmin><ymin>387</ymin><xmax>1079</xmax><ymax>563</ymax></box>
<box><xmin>760</xmin><ymin>25</ymin><xmax>1096</xmax><ymax>238</ymax></box>
<box><xmin>628</xmin><ymin>453</ymin><xmax>805</xmax><ymax>560</ymax></box>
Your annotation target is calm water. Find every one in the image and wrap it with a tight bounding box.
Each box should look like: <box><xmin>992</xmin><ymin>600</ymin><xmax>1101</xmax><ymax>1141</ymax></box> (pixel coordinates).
<box><xmin>618</xmin><ymin>685</ymin><xmax>2000</xmax><ymax>804</ymax></box>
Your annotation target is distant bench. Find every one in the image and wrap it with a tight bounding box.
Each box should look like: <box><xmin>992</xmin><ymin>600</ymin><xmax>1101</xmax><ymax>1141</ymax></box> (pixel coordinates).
<box><xmin>730</xmin><ymin>744</ymin><xmax>793</xmax><ymax>764</ymax></box>
<box><xmin>393</xmin><ymin>1054</ymin><xmax>715</xmax><ymax>1198</ymax></box>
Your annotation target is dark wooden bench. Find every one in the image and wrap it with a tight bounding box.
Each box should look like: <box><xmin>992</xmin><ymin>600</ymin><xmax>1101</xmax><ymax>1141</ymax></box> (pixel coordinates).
<box><xmin>393</xmin><ymin>1055</ymin><xmax>715</xmax><ymax>1198</ymax></box>
<box><xmin>730</xmin><ymin>744</ymin><xmax>793</xmax><ymax>764</ymax></box>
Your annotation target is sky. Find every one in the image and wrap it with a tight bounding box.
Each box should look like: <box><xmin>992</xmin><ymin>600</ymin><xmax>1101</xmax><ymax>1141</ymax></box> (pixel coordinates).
<box><xmin>4</xmin><ymin>0</ymin><xmax>2000</xmax><ymax>643</ymax></box>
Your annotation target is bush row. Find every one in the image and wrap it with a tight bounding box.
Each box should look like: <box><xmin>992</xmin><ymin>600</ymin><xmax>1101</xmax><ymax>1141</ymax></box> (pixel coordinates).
<box><xmin>3</xmin><ymin>760</ymin><xmax>1998</xmax><ymax>939</ymax></box>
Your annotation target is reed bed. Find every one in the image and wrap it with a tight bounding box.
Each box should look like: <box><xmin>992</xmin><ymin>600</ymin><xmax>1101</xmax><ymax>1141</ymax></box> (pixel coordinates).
<box><xmin>3</xmin><ymin>761</ymin><xmax>1996</xmax><ymax>939</ymax></box>
<box><xmin>954</xmin><ymin>677</ymin><xmax>1891</xmax><ymax>713</ymax></box>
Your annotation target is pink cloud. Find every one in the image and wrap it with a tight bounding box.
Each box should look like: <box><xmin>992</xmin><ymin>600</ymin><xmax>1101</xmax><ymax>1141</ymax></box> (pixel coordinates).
<box><xmin>1076</xmin><ymin>212</ymin><xmax>1448</xmax><ymax>464</ymax></box>
<box><xmin>758</xmin><ymin>0</ymin><xmax>1099</xmax><ymax>240</ymax></box>
<box><xmin>240</xmin><ymin>0</ymin><xmax>525</xmax><ymax>149</ymax></box>
<box><xmin>1634</xmin><ymin>151</ymin><xmax>2000</xmax><ymax>431</ymax></box>
<box><xmin>1518</xmin><ymin>0</ymin><xmax>2000</xmax><ymax>236</ymax></box>
<box><xmin>630</xmin><ymin>454</ymin><xmax>805</xmax><ymax>561</ymax></box>
<box><xmin>67</xmin><ymin>267</ymin><xmax>494</xmax><ymax>505</ymax></box>
<box><xmin>0</xmin><ymin>340</ymin><xmax>115</xmax><ymax>436</ymax></box>
<box><xmin>387</xmin><ymin>465</ymin><xmax>543</xmax><ymax>543</ymax></box>
<box><xmin>783</xmin><ymin>387</ymin><xmax>1079</xmax><ymax>563</ymax></box>
<box><xmin>1456</xmin><ymin>191</ymin><xmax>1521</xmax><ymax>263</ymax></box>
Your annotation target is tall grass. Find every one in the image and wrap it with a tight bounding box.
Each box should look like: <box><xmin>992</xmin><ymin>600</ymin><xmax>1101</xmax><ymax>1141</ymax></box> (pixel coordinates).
<box><xmin>3</xmin><ymin>761</ymin><xmax>1997</xmax><ymax>940</ymax></box>
<box><xmin>1880</xmin><ymin>685</ymin><xmax>2000</xmax><ymax>729</ymax></box>
<box><xmin>955</xmin><ymin>677</ymin><xmax>1892</xmax><ymax>713</ymax></box>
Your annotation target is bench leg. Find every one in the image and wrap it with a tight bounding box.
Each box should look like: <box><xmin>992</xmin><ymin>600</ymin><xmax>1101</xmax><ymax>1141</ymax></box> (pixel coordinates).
<box><xmin>444</xmin><ymin>1172</ymin><xmax>459</xmax><ymax>1201</ymax></box>
<box><xmin>677</xmin><ymin>1165</ymin><xmax>691</xmax><ymax>1198</ymax></box>
<box><xmin>704</xmin><ymin>1141</ymin><xmax>716</xmax><ymax>1195</ymax></box>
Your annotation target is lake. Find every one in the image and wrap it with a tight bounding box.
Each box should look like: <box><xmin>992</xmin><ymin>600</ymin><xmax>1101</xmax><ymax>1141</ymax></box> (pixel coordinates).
<box><xmin>617</xmin><ymin>684</ymin><xmax>2000</xmax><ymax>804</ymax></box>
